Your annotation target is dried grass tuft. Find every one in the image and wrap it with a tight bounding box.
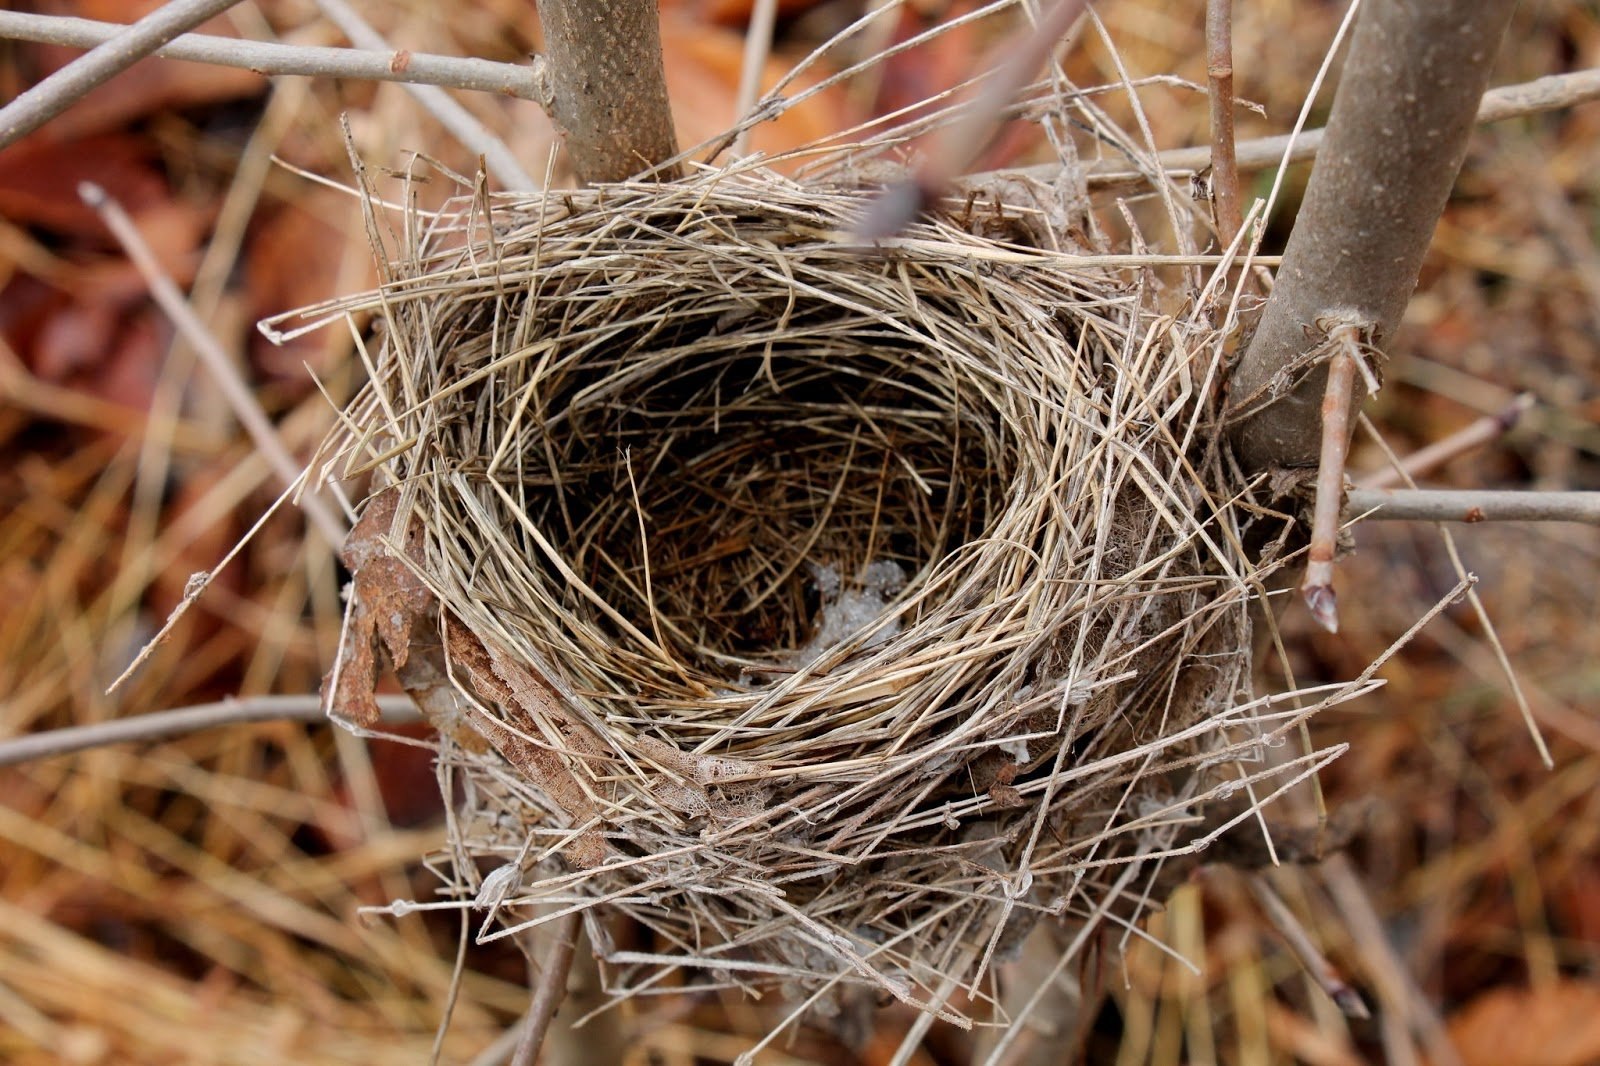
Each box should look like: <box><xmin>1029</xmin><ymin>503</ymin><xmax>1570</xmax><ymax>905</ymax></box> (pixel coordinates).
<box><xmin>295</xmin><ymin>145</ymin><xmax>1352</xmax><ymax>1030</ymax></box>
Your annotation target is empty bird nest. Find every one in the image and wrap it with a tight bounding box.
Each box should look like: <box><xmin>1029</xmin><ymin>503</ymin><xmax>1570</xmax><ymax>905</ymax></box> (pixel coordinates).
<box><xmin>282</xmin><ymin>155</ymin><xmax>1353</xmax><ymax>1028</ymax></box>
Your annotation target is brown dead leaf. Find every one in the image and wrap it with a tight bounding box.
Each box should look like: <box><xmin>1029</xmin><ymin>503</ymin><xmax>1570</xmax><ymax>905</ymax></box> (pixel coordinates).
<box><xmin>0</xmin><ymin>134</ymin><xmax>167</xmax><ymax>238</ymax></box>
<box><xmin>1446</xmin><ymin>981</ymin><xmax>1600</xmax><ymax>1066</ymax></box>
<box><xmin>442</xmin><ymin>618</ymin><xmax>607</xmax><ymax>869</ymax></box>
<box><xmin>324</xmin><ymin>491</ymin><xmax>435</xmax><ymax>728</ymax></box>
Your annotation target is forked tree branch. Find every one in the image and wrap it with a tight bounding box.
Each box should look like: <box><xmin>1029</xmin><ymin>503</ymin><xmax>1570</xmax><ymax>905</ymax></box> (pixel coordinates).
<box><xmin>1227</xmin><ymin>0</ymin><xmax>1519</xmax><ymax>473</ymax></box>
<box><xmin>536</xmin><ymin>0</ymin><xmax>680</xmax><ymax>183</ymax></box>
<box><xmin>0</xmin><ymin>10</ymin><xmax>549</xmax><ymax>101</ymax></box>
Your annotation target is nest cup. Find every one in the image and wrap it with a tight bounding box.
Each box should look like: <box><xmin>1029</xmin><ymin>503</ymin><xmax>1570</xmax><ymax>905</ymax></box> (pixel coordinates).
<box><xmin>319</xmin><ymin>168</ymin><xmax>1259</xmax><ymax>1017</ymax></box>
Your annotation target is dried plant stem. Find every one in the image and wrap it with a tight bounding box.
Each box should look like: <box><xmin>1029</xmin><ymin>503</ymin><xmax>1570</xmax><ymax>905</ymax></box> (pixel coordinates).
<box><xmin>731</xmin><ymin>0</ymin><xmax>779</xmax><ymax>159</ymax></box>
<box><xmin>1302</xmin><ymin>326</ymin><xmax>1362</xmax><ymax>633</ymax></box>
<box><xmin>0</xmin><ymin>695</ymin><xmax>420</xmax><ymax>768</ymax></box>
<box><xmin>510</xmin><ymin>911</ymin><xmax>581</xmax><ymax>1066</ymax></box>
<box><xmin>1347</xmin><ymin>488</ymin><xmax>1600</xmax><ymax>525</ymax></box>
<box><xmin>1205</xmin><ymin>0</ymin><xmax>1241</xmax><ymax>244</ymax></box>
<box><xmin>0</xmin><ymin>0</ymin><xmax>242</xmax><ymax>148</ymax></box>
<box><xmin>1357</xmin><ymin>393</ymin><xmax>1534</xmax><ymax>489</ymax></box>
<box><xmin>79</xmin><ymin>182</ymin><xmax>350</xmax><ymax>546</ymax></box>
<box><xmin>1229</xmin><ymin>0</ymin><xmax>1518</xmax><ymax>472</ymax></box>
<box><xmin>311</xmin><ymin>0</ymin><xmax>536</xmax><ymax>190</ymax></box>
<box><xmin>1248</xmin><ymin>873</ymin><xmax>1368</xmax><ymax>1018</ymax></box>
<box><xmin>0</xmin><ymin>10</ymin><xmax>549</xmax><ymax>101</ymax></box>
<box><xmin>1322</xmin><ymin>854</ymin><xmax>1464</xmax><ymax>1066</ymax></box>
<box><xmin>535</xmin><ymin>0</ymin><xmax>680</xmax><ymax>183</ymax></box>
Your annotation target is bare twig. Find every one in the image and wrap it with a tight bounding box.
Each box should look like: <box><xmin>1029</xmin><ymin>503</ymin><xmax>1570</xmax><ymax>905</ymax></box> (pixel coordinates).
<box><xmin>311</xmin><ymin>0</ymin><xmax>537</xmax><ymax>190</ymax></box>
<box><xmin>510</xmin><ymin>911</ymin><xmax>581</xmax><ymax>1066</ymax></box>
<box><xmin>1322</xmin><ymin>854</ymin><xmax>1464</xmax><ymax>1066</ymax></box>
<box><xmin>1347</xmin><ymin>488</ymin><xmax>1600</xmax><ymax>525</ymax></box>
<box><xmin>79</xmin><ymin>182</ymin><xmax>350</xmax><ymax>546</ymax></box>
<box><xmin>0</xmin><ymin>10</ymin><xmax>548</xmax><ymax>101</ymax></box>
<box><xmin>535</xmin><ymin>0</ymin><xmax>680</xmax><ymax>183</ymax></box>
<box><xmin>1205</xmin><ymin>0</ymin><xmax>1242</xmax><ymax>245</ymax></box>
<box><xmin>0</xmin><ymin>695</ymin><xmax>420</xmax><ymax>768</ymax></box>
<box><xmin>1302</xmin><ymin>325</ymin><xmax>1364</xmax><ymax>633</ymax></box>
<box><xmin>1248</xmin><ymin>873</ymin><xmax>1369</xmax><ymax>1019</ymax></box>
<box><xmin>1228</xmin><ymin>0</ymin><xmax>1518</xmax><ymax>473</ymax></box>
<box><xmin>0</xmin><ymin>0</ymin><xmax>243</xmax><ymax>148</ymax></box>
<box><xmin>1356</xmin><ymin>393</ymin><xmax>1534</xmax><ymax>489</ymax></box>
<box><xmin>1355</xmin><ymin>414</ymin><xmax>1552</xmax><ymax>768</ymax></box>
<box><xmin>1074</xmin><ymin>67</ymin><xmax>1600</xmax><ymax>186</ymax></box>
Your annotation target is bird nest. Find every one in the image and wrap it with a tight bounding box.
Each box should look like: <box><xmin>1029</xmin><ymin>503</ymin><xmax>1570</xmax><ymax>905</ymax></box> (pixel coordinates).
<box><xmin>297</xmin><ymin>163</ymin><xmax>1336</xmax><ymax>1026</ymax></box>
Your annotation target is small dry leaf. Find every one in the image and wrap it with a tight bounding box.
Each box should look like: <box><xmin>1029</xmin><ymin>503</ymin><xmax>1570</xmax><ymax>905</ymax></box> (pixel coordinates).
<box><xmin>324</xmin><ymin>491</ymin><xmax>434</xmax><ymax>727</ymax></box>
<box><xmin>1446</xmin><ymin>981</ymin><xmax>1600</xmax><ymax>1066</ymax></box>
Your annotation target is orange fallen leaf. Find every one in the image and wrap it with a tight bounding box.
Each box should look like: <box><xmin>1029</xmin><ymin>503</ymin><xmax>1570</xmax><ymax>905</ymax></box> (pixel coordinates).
<box><xmin>1446</xmin><ymin>981</ymin><xmax>1600</xmax><ymax>1066</ymax></box>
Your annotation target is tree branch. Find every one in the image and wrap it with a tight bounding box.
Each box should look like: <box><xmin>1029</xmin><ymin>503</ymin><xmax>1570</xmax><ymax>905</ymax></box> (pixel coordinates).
<box><xmin>1205</xmin><ymin>0</ymin><xmax>1242</xmax><ymax>245</ymax></box>
<box><xmin>0</xmin><ymin>0</ymin><xmax>243</xmax><ymax>149</ymax></box>
<box><xmin>1077</xmin><ymin>67</ymin><xmax>1600</xmax><ymax>187</ymax></box>
<box><xmin>1227</xmin><ymin>0</ymin><xmax>1518</xmax><ymax>473</ymax></box>
<box><xmin>536</xmin><ymin>0</ymin><xmax>680</xmax><ymax>184</ymax></box>
<box><xmin>1347</xmin><ymin>488</ymin><xmax>1600</xmax><ymax>525</ymax></box>
<box><xmin>0</xmin><ymin>695</ymin><xmax>421</xmax><ymax>768</ymax></box>
<box><xmin>510</xmin><ymin>911</ymin><xmax>582</xmax><ymax>1066</ymax></box>
<box><xmin>0</xmin><ymin>10</ymin><xmax>549</xmax><ymax>102</ymax></box>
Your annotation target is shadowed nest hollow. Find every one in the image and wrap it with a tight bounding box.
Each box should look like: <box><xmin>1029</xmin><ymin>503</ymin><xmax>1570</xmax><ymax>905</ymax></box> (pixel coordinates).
<box><xmin>303</xmin><ymin>165</ymin><xmax>1325</xmax><ymax>1025</ymax></box>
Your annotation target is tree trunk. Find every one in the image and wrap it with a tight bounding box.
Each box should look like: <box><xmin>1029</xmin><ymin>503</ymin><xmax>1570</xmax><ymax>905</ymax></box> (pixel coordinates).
<box><xmin>1227</xmin><ymin>0</ymin><xmax>1517</xmax><ymax>474</ymax></box>
<box><xmin>536</xmin><ymin>0</ymin><xmax>681</xmax><ymax>184</ymax></box>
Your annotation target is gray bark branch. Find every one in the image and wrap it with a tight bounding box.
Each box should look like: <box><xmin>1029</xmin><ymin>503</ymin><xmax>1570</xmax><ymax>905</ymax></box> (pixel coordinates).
<box><xmin>536</xmin><ymin>0</ymin><xmax>680</xmax><ymax>183</ymax></box>
<box><xmin>0</xmin><ymin>0</ymin><xmax>242</xmax><ymax>148</ymax></box>
<box><xmin>1348</xmin><ymin>489</ymin><xmax>1600</xmax><ymax>525</ymax></box>
<box><xmin>0</xmin><ymin>9</ymin><xmax>548</xmax><ymax>101</ymax></box>
<box><xmin>1226</xmin><ymin>0</ymin><xmax>1518</xmax><ymax>472</ymax></box>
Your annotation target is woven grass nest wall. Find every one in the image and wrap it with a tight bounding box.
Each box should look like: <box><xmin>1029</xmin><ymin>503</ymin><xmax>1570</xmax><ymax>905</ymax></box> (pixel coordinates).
<box><xmin>305</xmin><ymin>164</ymin><xmax>1323</xmax><ymax>1025</ymax></box>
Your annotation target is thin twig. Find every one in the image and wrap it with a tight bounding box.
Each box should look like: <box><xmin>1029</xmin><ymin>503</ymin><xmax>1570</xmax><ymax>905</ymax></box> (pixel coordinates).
<box><xmin>732</xmin><ymin>0</ymin><xmax>779</xmax><ymax>159</ymax></box>
<box><xmin>311</xmin><ymin>0</ymin><xmax>537</xmax><ymax>190</ymax></box>
<box><xmin>0</xmin><ymin>695</ymin><xmax>420</xmax><ymax>768</ymax></box>
<box><xmin>1347</xmin><ymin>488</ymin><xmax>1600</xmax><ymax>525</ymax></box>
<box><xmin>0</xmin><ymin>10</ymin><xmax>548</xmax><ymax>101</ymax></box>
<box><xmin>1057</xmin><ymin>67</ymin><xmax>1600</xmax><ymax>186</ymax></box>
<box><xmin>1303</xmin><ymin>325</ymin><xmax>1363</xmax><ymax>633</ymax></box>
<box><xmin>510</xmin><ymin>911</ymin><xmax>581</xmax><ymax>1066</ymax></box>
<box><xmin>1322</xmin><ymin>854</ymin><xmax>1465</xmax><ymax>1066</ymax></box>
<box><xmin>1356</xmin><ymin>392</ymin><xmax>1534</xmax><ymax>489</ymax></box>
<box><xmin>1248</xmin><ymin>872</ymin><xmax>1369</xmax><ymax>1018</ymax></box>
<box><xmin>1205</xmin><ymin>0</ymin><xmax>1241</xmax><ymax>245</ymax></box>
<box><xmin>1355</xmin><ymin>413</ymin><xmax>1552</xmax><ymax>769</ymax></box>
<box><xmin>78</xmin><ymin>182</ymin><xmax>350</xmax><ymax>546</ymax></box>
<box><xmin>0</xmin><ymin>0</ymin><xmax>243</xmax><ymax>148</ymax></box>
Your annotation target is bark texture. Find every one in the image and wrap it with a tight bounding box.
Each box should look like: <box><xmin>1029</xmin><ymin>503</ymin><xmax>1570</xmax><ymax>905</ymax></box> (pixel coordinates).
<box><xmin>1228</xmin><ymin>0</ymin><xmax>1517</xmax><ymax>473</ymax></box>
<box><xmin>537</xmin><ymin>0</ymin><xmax>680</xmax><ymax>184</ymax></box>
